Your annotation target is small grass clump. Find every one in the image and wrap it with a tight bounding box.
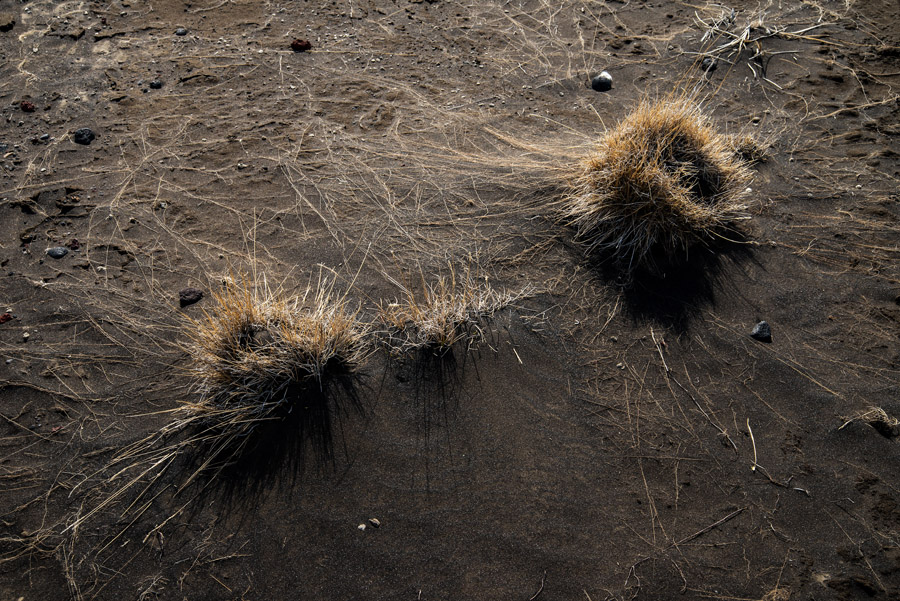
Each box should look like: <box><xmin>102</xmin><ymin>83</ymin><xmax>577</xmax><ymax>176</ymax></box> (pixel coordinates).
<box><xmin>565</xmin><ymin>98</ymin><xmax>752</xmax><ymax>271</ymax></box>
<box><xmin>728</xmin><ymin>132</ymin><xmax>770</xmax><ymax>165</ymax></box>
<box><xmin>839</xmin><ymin>407</ymin><xmax>900</xmax><ymax>438</ymax></box>
<box><xmin>180</xmin><ymin>276</ymin><xmax>369</xmax><ymax>460</ymax></box>
<box><xmin>378</xmin><ymin>269</ymin><xmax>530</xmax><ymax>356</ymax></box>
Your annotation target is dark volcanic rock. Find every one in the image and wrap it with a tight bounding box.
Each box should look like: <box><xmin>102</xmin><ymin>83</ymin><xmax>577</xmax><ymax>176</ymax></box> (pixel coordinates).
<box><xmin>73</xmin><ymin>128</ymin><xmax>95</xmax><ymax>145</ymax></box>
<box><xmin>179</xmin><ymin>287</ymin><xmax>204</xmax><ymax>307</ymax></box>
<box><xmin>591</xmin><ymin>71</ymin><xmax>612</xmax><ymax>92</ymax></box>
<box><xmin>701</xmin><ymin>57</ymin><xmax>717</xmax><ymax>72</ymax></box>
<box><xmin>175</xmin><ymin>27</ymin><xmax>188</xmax><ymax>36</ymax></box>
<box><xmin>750</xmin><ymin>320</ymin><xmax>772</xmax><ymax>343</ymax></box>
<box><xmin>46</xmin><ymin>247</ymin><xmax>69</xmax><ymax>259</ymax></box>
<box><xmin>290</xmin><ymin>39</ymin><xmax>312</xmax><ymax>52</ymax></box>
<box><xmin>20</xmin><ymin>100</ymin><xmax>35</xmax><ymax>113</ymax></box>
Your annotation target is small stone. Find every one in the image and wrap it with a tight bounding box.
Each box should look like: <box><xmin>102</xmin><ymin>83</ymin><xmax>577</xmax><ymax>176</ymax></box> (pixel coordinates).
<box><xmin>20</xmin><ymin>100</ymin><xmax>36</xmax><ymax>113</ymax></box>
<box><xmin>357</xmin><ymin>524</ymin><xmax>366</xmax><ymax>531</ymax></box>
<box><xmin>46</xmin><ymin>246</ymin><xmax>69</xmax><ymax>259</ymax></box>
<box><xmin>22</xmin><ymin>332</ymin><xmax>30</xmax><ymax>342</ymax></box>
<box><xmin>700</xmin><ymin>57</ymin><xmax>717</xmax><ymax>72</ymax></box>
<box><xmin>149</xmin><ymin>79</ymin><xmax>163</xmax><ymax>89</ymax></box>
<box><xmin>179</xmin><ymin>287</ymin><xmax>204</xmax><ymax>307</ymax></box>
<box><xmin>368</xmin><ymin>518</ymin><xmax>381</xmax><ymax>528</ymax></box>
<box><xmin>175</xmin><ymin>27</ymin><xmax>188</xmax><ymax>36</ymax></box>
<box><xmin>5</xmin><ymin>358</ymin><xmax>12</xmax><ymax>364</ymax></box>
<box><xmin>73</xmin><ymin>128</ymin><xmax>95</xmax><ymax>145</ymax></box>
<box><xmin>591</xmin><ymin>71</ymin><xmax>612</xmax><ymax>92</ymax></box>
<box><xmin>0</xmin><ymin>313</ymin><xmax>12</xmax><ymax>324</ymax></box>
<box><xmin>39</xmin><ymin>133</ymin><xmax>50</xmax><ymax>141</ymax></box>
<box><xmin>750</xmin><ymin>321</ymin><xmax>772</xmax><ymax>343</ymax></box>
<box><xmin>290</xmin><ymin>38</ymin><xmax>312</xmax><ymax>52</ymax></box>
<box><xmin>0</xmin><ymin>13</ymin><xmax>16</xmax><ymax>32</ymax></box>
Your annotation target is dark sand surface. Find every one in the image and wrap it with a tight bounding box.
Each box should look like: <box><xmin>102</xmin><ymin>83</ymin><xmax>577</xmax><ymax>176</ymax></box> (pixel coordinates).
<box><xmin>2</xmin><ymin>1</ymin><xmax>900</xmax><ymax>599</ymax></box>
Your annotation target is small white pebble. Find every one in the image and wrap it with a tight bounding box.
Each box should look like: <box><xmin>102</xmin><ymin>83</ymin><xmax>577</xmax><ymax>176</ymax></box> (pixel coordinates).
<box><xmin>22</xmin><ymin>332</ymin><xmax>30</xmax><ymax>341</ymax></box>
<box><xmin>357</xmin><ymin>524</ymin><xmax>366</xmax><ymax>531</ymax></box>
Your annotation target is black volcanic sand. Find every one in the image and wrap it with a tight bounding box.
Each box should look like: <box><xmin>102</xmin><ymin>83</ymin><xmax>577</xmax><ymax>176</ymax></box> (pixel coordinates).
<box><xmin>1</xmin><ymin>1</ymin><xmax>900</xmax><ymax>600</ymax></box>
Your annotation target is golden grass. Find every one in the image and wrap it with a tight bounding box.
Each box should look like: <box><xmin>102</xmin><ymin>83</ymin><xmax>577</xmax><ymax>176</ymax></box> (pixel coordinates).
<box><xmin>377</xmin><ymin>268</ymin><xmax>531</xmax><ymax>356</ymax></box>
<box><xmin>728</xmin><ymin>132</ymin><xmax>771</xmax><ymax>165</ymax></box>
<box><xmin>179</xmin><ymin>275</ymin><xmax>369</xmax><ymax>450</ymax></box>
<box><xmin>565</xmin><ymin>98</ymin><xmax>752</xmax><ymax>271</ymax></box>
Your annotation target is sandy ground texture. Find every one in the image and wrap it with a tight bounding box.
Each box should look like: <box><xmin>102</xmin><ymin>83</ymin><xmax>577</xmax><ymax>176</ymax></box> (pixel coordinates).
<box><xmin>1</xmin><ymin>0</ymin><xmax>900</xmax><ymax>599</ymax></box>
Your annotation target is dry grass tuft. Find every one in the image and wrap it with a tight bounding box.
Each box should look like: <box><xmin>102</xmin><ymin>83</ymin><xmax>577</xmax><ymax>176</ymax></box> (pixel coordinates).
<box><xmin>839</xmin><ymin>406</ymin><xmax>900</xmax><ymax>438</ymax></box>
<box><xmin>728</xmin><ymin>133</ymin><xmax>770</xmax><ymax>165</ymax></box>
<box><xmin>378</xmin><ymin>268</ymin><xmax>531</xmax><ymax>356</ymax></box>
<box><xmin>565</xmin><ymin>98</ymin><xmax>752</xmax><ymax>271</ymax></box>
<box><xmin>761</xmin><ymin>586</ymin><xmax>791</xmax><ymax>601</ymax></box>
<box><xmin>178</xmin><ymin>276</ymin><xmax>370</xmax><ymax>456</ymax></box>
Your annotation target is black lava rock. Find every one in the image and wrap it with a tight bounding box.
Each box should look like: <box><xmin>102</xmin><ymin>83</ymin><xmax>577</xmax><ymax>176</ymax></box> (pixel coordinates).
<box><xmin>149</xmin><ymin>79</ymin><xmax>163</xmax><ymax>89</ymax></box>
<box><xmin>46</xmin><ymin>246</ymin><xmax>69</xmax><ymax>259</ymax></box>
<box><xmin>175</xmin><ymin>27</ymin><xmax>188</xmax><ymax>36</ymax></box>
<box><xmin>73</xmin><ymin>128</ymin><xmax>95</xmax><ymax>145</ymax></box>
<box><xmin>591</xmin><ymin>71</ymin><xmax>612</xmax><ymax>92</ymax></box>
<box><xmin>179</xmin><ymin>287</ymin><xmax>204</xmax><ymax>307</ymax></box>
<box><xmin>701</xmin><ymin>57</ymin><xmax>717</xmax><ymax>72</ymax></box>
<box><xmin>750</xmin><ymin>321</ymin><xmax>772</xmax><ymax>343</ymax></box>
<box><xmin>290</xmin><ymin>38</ymin><xmax>312</xmax><ymax>52</ymax></box>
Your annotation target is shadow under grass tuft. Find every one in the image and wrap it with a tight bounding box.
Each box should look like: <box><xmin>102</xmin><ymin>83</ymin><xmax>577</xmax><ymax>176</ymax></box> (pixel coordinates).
<box><xmin>385</xmin><ymin>337</ymin><xmax>483</xmax><ymax>488</ymax></box>
<box><xmin>203</xmin><ymin>366</ymin><xmax>370</xmax><ymax>504</ymax></box>
<box><xmin>588</xmin><ymin>233</ymin><xmax>755</xmax><ymax>333</ymax></box>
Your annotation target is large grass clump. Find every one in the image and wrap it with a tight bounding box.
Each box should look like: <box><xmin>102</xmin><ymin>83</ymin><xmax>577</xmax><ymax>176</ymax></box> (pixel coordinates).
<box><xmin>181</xmin><ymin>277</ymin><xmax>369</xmax><ymax>461</ymax></box>
<box><xmin>566</xmin><ymin>99</ymin><xmax>752</xmax><ymax>271</ymax></box>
